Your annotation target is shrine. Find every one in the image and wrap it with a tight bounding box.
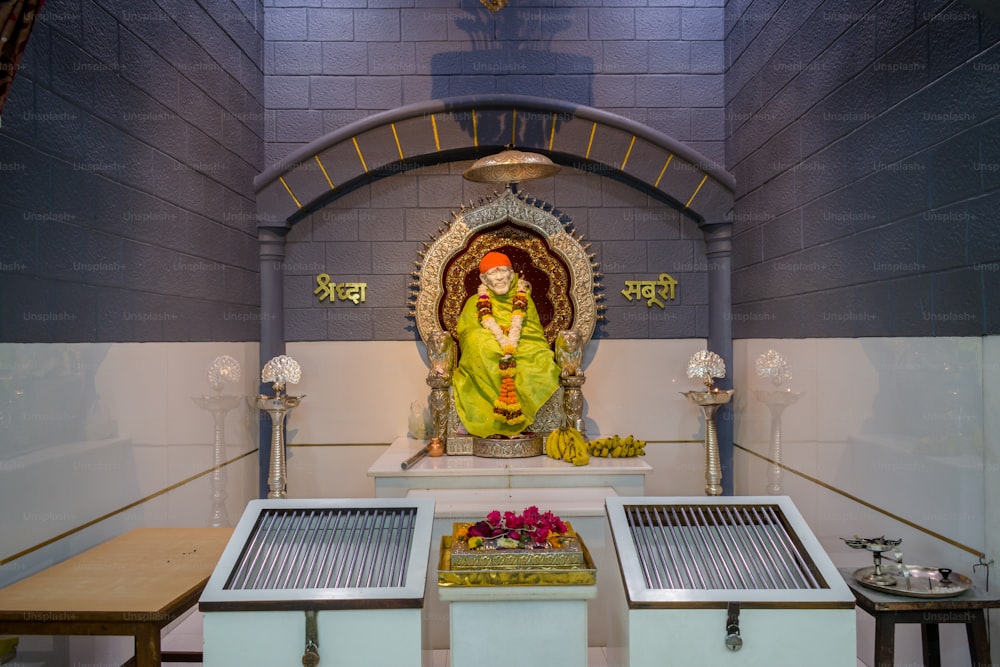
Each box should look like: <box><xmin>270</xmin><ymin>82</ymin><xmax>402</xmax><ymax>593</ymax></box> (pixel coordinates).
<box><xmin>0</xmin><ymin>2</ymin><xmax>998</xmax><ymax>666</ymax></box>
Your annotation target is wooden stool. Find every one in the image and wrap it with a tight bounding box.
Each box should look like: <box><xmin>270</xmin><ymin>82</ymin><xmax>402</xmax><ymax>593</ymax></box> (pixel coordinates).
<box><xmin>840</xmin><ymin>567</ymin><xmax>1000</xmax><ymax>667</ymax></box>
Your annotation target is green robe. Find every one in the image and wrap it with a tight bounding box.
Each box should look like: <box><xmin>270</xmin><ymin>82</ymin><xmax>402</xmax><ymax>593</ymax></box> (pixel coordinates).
<box><xmin>453</xmin><ymin>276</ymin><xmax>560</xmax><ymax>438</ymax></box>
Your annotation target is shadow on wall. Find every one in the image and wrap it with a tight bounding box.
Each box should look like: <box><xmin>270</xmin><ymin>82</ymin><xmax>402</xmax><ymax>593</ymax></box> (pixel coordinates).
<box><xmin>431</xmin><ymin>4</ymin><xmax>593</xmax><ymax>141</ymax></box>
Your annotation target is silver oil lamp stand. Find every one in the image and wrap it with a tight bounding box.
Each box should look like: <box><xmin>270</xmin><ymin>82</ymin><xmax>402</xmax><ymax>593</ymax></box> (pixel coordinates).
<box><xmin>193</xmin><ymin>355</ymin><xmax>243</xmax><ymax>526</ymax></box>
<box><xmin>192</xmin><ymin>393</ymin><xmax>242</xmax><ymax>526</ymax></box>
<box><xmin>754</xmin><ymin>389</ymin><xmax>801</xmax><ymax>495</ymax></box>
<box><xmin>683</xmin><ymin>388</ymin><xmax>734</xmax><ymax>496</ymax></box>
<box><xmin>753</xmin><ymin>350</ymin><xmax>800</xmax><ymax>495</ymax></box>
<box><xmin>683</xmin><ymin>350</ymin><xmax>733</xmax><ymax>496</ymax></box>
<box><xmin>255</xmin><ymin>355</ymin><xmax>304</xmax><ymax>499</ymax></box>
<box><xmin>256</xmin><ymin>394</ymin><xmax>302</xmax><ymax>498</ymax></box>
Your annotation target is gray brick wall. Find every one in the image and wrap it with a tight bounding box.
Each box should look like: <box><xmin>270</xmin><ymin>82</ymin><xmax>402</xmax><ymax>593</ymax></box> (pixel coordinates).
<box><xmin>6</xmin><ymin>0</ymin><xmax>988</xmax><ymax>344</ymax></box>
<box><xmin>726</xmin><ymin>0</ymin><xmax>1000</xmax><ymax>336</ymax></box>
<box><xmin>284</xmin><ymin>162</ymin><xmax>710</xmax><ymax>341</ymax></box>
<box><xmin>264</xmin><ymin>1</ymin><xmax>728</xmax><ymax>166</ymax></box>
<box><xmin>266</xmin><ymin>0</ymin><xmax>726</xmax><ymax>341</ymax></box>
<box><xmin>0</xmin><ymin>0</ymin><xmax>265</xmax><ymax>342</ymax></box>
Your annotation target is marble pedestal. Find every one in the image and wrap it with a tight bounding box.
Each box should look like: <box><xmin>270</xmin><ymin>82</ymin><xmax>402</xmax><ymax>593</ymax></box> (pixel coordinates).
<box><xmin>440</xmin><ymin>584</ymin><xmax>596</xmax><ymax>667</ymax></box>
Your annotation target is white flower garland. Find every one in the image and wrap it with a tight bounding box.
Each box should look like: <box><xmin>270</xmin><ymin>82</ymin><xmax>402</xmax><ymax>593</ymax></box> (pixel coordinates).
<box><xmin>476</xmin><ymin>281</ymin><xmax>530</xmax><ymax>426</ymax></box>
<box><xmin>478</xmin><ymin>284</ymin><xmax>524</xmax><ymax>350</ymax></box>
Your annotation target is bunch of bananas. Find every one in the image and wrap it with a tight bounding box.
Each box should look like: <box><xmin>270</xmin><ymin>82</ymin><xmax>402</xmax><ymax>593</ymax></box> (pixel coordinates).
<box><xmin>545</xmin><ymin>426</ymin><xmax>589</xmax><ymax>466</ymax></box>
<box><xmin>587</xmin><ymin>434</ymin><xmax>646</xmax><ymax>458</ymax></box>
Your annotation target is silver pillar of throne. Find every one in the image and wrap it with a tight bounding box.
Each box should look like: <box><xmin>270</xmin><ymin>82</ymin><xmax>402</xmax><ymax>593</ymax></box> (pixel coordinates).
<box><xmin>445</xmin><ymin>386</ymin><xmax>566</xmax><ymax>455</ymax></box>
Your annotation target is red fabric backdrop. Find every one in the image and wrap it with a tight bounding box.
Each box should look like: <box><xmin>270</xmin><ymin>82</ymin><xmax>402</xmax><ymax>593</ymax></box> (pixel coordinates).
<box><xmin>0</xmin><ymin>0</ymin><xmax>45</xmax><ymax>114</ymax></box>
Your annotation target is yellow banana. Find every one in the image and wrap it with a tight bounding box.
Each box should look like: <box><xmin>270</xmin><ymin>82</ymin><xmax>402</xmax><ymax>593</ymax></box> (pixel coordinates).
<box><xmin>587</xmin><ymin>434</ymin><xmax>646</xmax><ymax>457</ymax></box>
<box><xmin>545</xmin><ymin>429</ymin><xmax>563</xmax><ymax>459</ymax></box>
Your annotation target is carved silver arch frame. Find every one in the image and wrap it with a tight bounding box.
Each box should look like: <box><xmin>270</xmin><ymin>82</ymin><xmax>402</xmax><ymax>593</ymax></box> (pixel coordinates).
<box><xmin>413</xmin><ymin>188</ymin><xmax>599</xmax><ymax>348</ymax></box>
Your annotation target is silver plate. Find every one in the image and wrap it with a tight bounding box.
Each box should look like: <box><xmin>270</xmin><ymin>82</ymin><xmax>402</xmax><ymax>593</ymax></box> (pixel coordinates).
<box><xmin>853</xmin><ymin>565</ymin><xmax>971</xmax><ymax>598</ymax></box>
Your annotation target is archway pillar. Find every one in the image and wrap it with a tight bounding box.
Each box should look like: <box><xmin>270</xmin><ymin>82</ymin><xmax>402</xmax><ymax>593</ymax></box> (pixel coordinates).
<box><xmin>257</xmin><ymin>226</ymin><xmax>288</xmax><ymax>498</ymax></box>
<box><xmin>701</xmin><ymin>220</ymin><xmax>734</xmax><ymax>496</ymax></box>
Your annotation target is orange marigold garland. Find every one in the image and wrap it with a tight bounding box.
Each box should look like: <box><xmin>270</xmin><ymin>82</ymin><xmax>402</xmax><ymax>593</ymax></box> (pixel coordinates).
<box><xmin>478</xmin><ymin>282</ymin><xmax>528</xmax><ymax>426</ymax></box>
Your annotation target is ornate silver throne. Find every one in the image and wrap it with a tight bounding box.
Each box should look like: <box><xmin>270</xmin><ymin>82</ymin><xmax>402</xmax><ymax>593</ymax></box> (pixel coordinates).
<box><xmin>411</xmin><ymin>187</ymin><xmax>602</xmax><ymax>455</ymax></box>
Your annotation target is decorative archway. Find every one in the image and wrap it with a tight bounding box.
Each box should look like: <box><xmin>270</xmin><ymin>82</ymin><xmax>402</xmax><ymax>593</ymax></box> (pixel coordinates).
<box><xmin>254</xmin><ymin>94</ymin><xmax>735</xmax><ymax>226</ymax></box>
<box><xmin>253</xmin><ymin>94</ymin><xmax>738</xmax><ymax>497</ymax></box>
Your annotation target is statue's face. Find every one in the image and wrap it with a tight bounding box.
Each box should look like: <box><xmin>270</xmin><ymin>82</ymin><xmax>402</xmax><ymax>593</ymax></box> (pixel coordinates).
<box><xmin>481</xmin><ymin>265</ymin><xmax>513</xmax><ymax>295</ymax></box>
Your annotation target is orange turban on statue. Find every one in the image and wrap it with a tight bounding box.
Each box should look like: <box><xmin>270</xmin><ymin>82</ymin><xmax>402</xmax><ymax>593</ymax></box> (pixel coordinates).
<box><xmin>479</xmin><ymin>251</ymin><xmax>512</xmax><ymax>274</ymax></box>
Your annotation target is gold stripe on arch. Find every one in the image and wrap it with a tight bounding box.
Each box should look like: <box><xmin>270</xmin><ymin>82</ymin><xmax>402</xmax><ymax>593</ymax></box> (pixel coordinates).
<box><xmin>685</xmin><ymin>174</ymin><xmax>709</xmax><ymax>209</ymax></box>
<box><xmin>391</xmin><ymin>123</ymin><xmax>405</xmax><ymax>160</ymax></box>
<box><xmin>314</xmin><ymin>155</ymin><xmax>336</xmax><ymax>190</ymax></box>
<box><xmin>585</xmin><ymin>122</ymin><xmax>597</xmax><ymax>159</ymax></box>
<box><xmin>352</xmin><ymin>137</ymin><xmax>369</xmax><ymax>174</ymax></box>
<box><xmin>653</xmin><ymin>154</ymin><xmax>674</xmax><ymax>189</ymax></box>
<box><xmin>621</xmin><ymin>135</ymin><xmax>637</xmax><ymax>171</ymax></box>
<box><xmin>278</xmin><ymin>176</ymin><xmax>302</xmax><ymax>209</ymax></box>
<box><xmin>431</xmin><ymin>114</ymin><xmax>441</xmax><ymax>151</ymax></box>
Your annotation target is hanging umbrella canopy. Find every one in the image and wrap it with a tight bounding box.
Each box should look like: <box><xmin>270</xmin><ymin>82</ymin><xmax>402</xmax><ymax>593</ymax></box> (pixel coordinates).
<box><xmin>463</xmin><ymin>148</ymin><xmax>561</xmax><ymax>184</ymax></box>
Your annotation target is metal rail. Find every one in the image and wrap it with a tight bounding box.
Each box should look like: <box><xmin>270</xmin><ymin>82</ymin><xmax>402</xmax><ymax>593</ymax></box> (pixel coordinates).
<box><xmin>624</xmin><ymin>504</ymin><xmax>822</xmax><ymax>591</ymax></box>
<box><xmin>225</xmin><ymin>507</ymin><xmax>417</xmax><ymax>590</ymax></box>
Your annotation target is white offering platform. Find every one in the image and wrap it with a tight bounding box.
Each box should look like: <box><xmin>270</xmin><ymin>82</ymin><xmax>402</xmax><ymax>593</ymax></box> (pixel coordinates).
<box><xmin>369</xmin><ymin>437</ymin><xmax>652</xmax><ymax>651</ymax></box>
<box><xmin>369</xmin><ymin>437</ymin><xmax>651</xmax><ymax>497</ymax></box>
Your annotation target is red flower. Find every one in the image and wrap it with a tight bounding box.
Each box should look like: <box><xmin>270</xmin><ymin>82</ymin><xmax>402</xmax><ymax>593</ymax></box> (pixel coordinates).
<box><xmin>464</xmin><ymin>506</ymin><xmax>567</xmax><ymax>550</ymax></box>
<box><xmin>522</xmin><ymin>505</ymin><xmax>541</xmax><ymax>524</ymax></box>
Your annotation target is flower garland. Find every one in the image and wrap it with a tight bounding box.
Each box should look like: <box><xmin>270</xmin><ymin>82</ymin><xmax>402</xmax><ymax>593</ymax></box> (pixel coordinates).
<box><xmin>476</xmin><ymin>282</ymin><xmax>529</xmax><ymax>426</ymax></box>
<box><xmin>458</xmin><ymin>506</ymin><xmax>568</xmax><ymax>550</ymax></box>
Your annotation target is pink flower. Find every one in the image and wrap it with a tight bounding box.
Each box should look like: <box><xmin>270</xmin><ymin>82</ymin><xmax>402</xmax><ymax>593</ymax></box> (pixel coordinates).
<box><xmin>522</xmin><ymin>505</ymin><xmax>541</xmax><ymax>524</ymax></box>
<box><xmin>466</xmin><ymin>507</ymin><xmax>567</xmax><ymax>550</ymax></box>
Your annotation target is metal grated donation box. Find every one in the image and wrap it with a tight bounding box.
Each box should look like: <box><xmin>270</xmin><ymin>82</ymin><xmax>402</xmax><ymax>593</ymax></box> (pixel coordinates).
<box><xmin>605</xmin><ymin>496</ymin><xmax>856</xmax><ymax>667</ymax></box>
<box><xmin>199</xmin><ymin>498</ymin><xmax>435</xmax><ymax>666</ymax></box>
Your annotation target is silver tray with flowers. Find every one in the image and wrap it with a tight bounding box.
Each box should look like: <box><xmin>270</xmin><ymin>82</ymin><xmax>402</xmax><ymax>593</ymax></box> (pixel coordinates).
<box><xmin>450</xmin><ymin>506</ymin><xmax>584</xmax><ymax>569</ymax></box>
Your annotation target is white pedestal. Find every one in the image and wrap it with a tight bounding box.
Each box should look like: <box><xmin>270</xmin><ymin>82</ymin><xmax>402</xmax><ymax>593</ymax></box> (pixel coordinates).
<box><xmin>369</xmin><ymin>437</ymin><xmax>650</xmax><ymax>651</ymax></box>
<box><xmin>440</xmin><ymin>584</ymin><xmax>596</xmax><ymax>667</ymax></box>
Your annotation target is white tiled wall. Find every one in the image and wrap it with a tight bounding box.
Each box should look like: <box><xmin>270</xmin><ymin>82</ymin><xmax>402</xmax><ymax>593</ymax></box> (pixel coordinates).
<box><xmin>0</xmin><ymin>342</ymin><xmax>260</xmax><ymax>578</ymax></box>
<box><xmin>3</xmin><ymin>336</ymin><xmax>997</xmax><ymax>665</ymax></box>
<box><xmin>734</xmin><ymin>337</ymin><xmax>997</xmax><ymax>667</ymax></box>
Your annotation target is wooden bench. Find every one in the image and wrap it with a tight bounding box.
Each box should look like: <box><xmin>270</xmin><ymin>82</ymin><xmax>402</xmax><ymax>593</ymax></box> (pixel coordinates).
<box><xmin>0</xmin><ymin>528</ymin><xmax>232</xmax><ymax>667</ymax></box>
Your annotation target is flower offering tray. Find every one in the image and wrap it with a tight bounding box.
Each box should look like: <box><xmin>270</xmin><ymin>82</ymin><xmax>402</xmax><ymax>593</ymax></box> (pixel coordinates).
<box><xmin>853</xmin><ymin>565</ymin><xmax>972</xmax><ymax>599</ymax></box>
<box><xmin>438</xmin><ymin>534</ymin><xmax>597</xmax><ymax>587</ymax></box>
<box><xmin>449</xmin><ymin>522</ymin><xmax>585</xmax><ymax>569</ymax></box>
